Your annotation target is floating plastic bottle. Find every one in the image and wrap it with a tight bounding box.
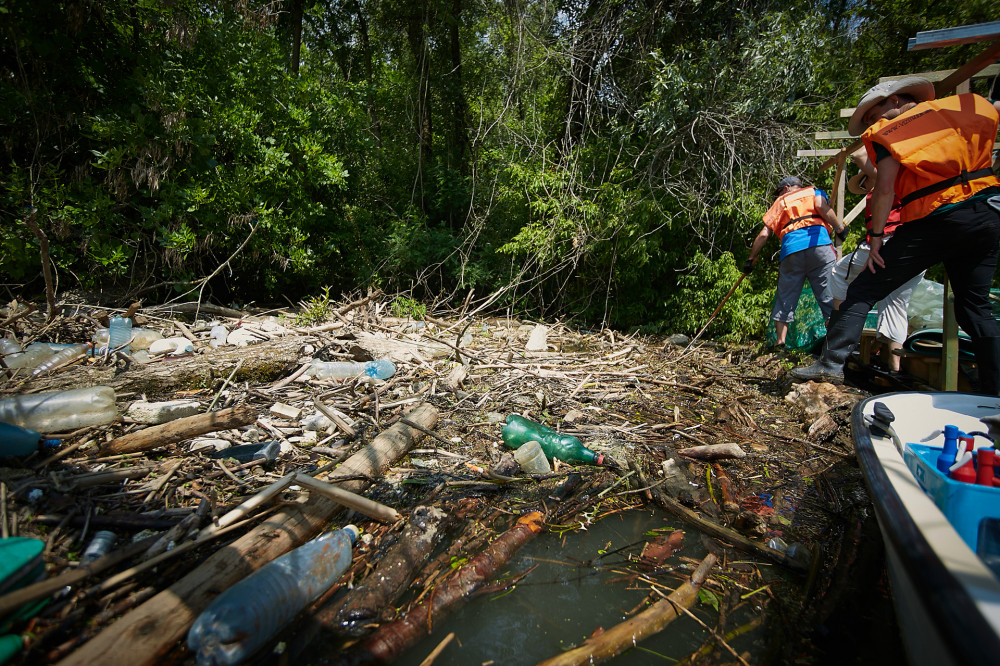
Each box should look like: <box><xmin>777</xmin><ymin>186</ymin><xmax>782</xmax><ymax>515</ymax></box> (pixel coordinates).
<box><xmin>0</xmin><ymin>422</ymin><xmax>60</xmax><ymax>458</ymax></box>
<box><xmin>31</xmin><ymin>343</ymin><xmax>91</xmax><ymax>376</ymax></box>
<box><xmin>80</xmin><ymin>530</ymin><xmax>116</xmax><ymax>564</ymax></box>
<box><xmin>937</xmin><ymin>425</ymin><xmax>960</xmax><ymax>473</ymax></box>
<box><xmin>188</xmin><ymin>525</ymin><xmax>360</xmax><ymax>666</ymax></box>
<box><xmin>2</xmin><ymin>343</ymin><xmax>56</xmax><ymax>370</ymax></box>
<box><xmin>94</xmin><ymin>327</ymin><xmax>163</xmax><ymax>351</ymax></box>
<box><xmin>307</xmin><ymin>359</ymin><xmax>396</xmax><ymax>380</ymax></box>
<box><xmin>0</xmin><ymin>386</ymin><xmax>117</xmax><ymax>433</ymax></box>
<box><xmin>501</xmin><ymin>415</ymin><xmax>604</xmax><ymax>466</ymax></box>
<box><xmin>108</xmin><ymin>316</ymin><xmax>133</xmax><ymax>353</ymax></box>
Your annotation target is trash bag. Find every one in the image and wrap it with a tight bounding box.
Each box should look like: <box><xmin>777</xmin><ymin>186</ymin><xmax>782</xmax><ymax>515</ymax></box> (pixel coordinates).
<box><xmin>765</xmin><ymin>289</ymin><xmax>827</xmax><ymax>353</ymax></box>
<box><xmin>906</xmin><ymin>278</ymin><xmax>945</xmax><ymax>333</ymax></box>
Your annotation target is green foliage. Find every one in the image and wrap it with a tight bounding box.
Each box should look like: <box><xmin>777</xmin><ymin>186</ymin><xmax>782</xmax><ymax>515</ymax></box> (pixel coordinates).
<box><xmin>295</xmin><ymin>286</ymin><xmax>335</xmax><ymax>326</ymax></box>
<box><xmin>2</xmin><ymin>0</ymin><xmax>990</xmax><ymax>343</ymax></box>
<box><xmin>390</xmin><ymin>296</ymin><xmax>427</xmax><ymax>320</ymax></box>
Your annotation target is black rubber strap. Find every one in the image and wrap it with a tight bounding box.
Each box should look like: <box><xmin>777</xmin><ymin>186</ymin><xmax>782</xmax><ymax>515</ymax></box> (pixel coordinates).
<box><xmin>898</xmin><ymin>168</ymin><xmax>995</xmax><ymax>207</ymax></box>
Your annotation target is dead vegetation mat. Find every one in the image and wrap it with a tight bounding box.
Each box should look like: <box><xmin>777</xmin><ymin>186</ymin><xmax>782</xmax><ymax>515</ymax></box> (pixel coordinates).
<box><xmin>0</xmin><ymin>295</ymin><xmax>895</xmax><ymax>666</ymax></box>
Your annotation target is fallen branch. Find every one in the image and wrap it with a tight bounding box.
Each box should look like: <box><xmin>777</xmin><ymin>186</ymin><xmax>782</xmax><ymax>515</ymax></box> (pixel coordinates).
<box><xmin>536</xmin><ymin>552</ymin><xmax>718</xmax><ymax>665</ymax></box>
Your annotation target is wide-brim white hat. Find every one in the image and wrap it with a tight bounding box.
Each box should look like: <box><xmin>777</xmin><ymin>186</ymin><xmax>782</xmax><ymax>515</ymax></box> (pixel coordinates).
<box><xmin>848</xmin><ymin>76</ymin><xmax>935</xmax><ymax>136</ymax></box>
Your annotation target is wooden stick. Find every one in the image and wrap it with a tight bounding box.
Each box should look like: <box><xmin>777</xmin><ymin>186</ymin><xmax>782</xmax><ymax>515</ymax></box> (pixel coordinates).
<box><xmin>100</xmin><ymin>405</ymin><xmax>258</xmax><ymax>455</ymax></box>
<box><xmin>59</xmin><ymin>402</ymin><xmax>439</xmax><ymax>666</ymax></box>
<box><xmin>293</xmin><ymin>473</ymin><xmax>400</xmax><ymax>523</ymax></box>
<box><xmin>536</xmin><ymin>553</ymin><xmax>717</xmax><ymax>665</ymax></box>
<box><xmin>197</xmin><ymin>473</ymin><xmax>296</xmax><ymax>537</ymax></box>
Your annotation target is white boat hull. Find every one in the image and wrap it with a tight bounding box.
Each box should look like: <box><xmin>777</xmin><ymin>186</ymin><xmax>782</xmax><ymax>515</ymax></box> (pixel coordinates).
<box><xmin>853</xmin><ymin>391</ymin><xmax>1000</xmax><ymax>666</ymax></box>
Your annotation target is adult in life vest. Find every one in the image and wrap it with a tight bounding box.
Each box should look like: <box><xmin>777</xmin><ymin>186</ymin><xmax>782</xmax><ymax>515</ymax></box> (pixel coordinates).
<box><xmin>828</xmin><ymin>147</ymin><xmax>925</xmax><ymax>373</ymax></box>
<box><xmin>744</xmin><ymin>175</ymin><xmax>847</xmax><ymax>348</ymax></box>
<box><xmin>792</xmin><ymin>76</ymin><xmax>1000</xmax><ymax>393</ymax></box>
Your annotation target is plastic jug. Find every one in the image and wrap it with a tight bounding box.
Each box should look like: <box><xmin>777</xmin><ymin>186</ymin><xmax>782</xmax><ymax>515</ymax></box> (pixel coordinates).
<box><xmin>501</xmin><ymin>415</ymin><xmax>604</xmax><ymax>466</ymax></box>
<box><xmin>187</xmin><ymin>525</ymin><xmax>360</xmax><ymax>665</ymax></box>
<box><xmin>0</xmin><ymin>386</ymin><xmax>117</xmax><ymax>433</ymax></box>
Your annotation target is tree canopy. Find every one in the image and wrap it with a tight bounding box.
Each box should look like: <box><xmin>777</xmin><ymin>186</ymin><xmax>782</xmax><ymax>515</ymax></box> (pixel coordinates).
<box><xmin>2</xmin><ymin>0</ymin><xmax>997</xmax><ymax>337</ymax></box>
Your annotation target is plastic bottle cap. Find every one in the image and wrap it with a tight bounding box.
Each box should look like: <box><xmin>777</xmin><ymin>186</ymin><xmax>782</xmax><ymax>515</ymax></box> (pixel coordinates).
<box><xmin>344</xmin><ymin>524</ymin><xmax>361</xmax><ymax>543</ymax></box>
<box><xmin>596</xmin><ymin>453</ymin><xmax>604</xmax><ymax>466</ymax></box>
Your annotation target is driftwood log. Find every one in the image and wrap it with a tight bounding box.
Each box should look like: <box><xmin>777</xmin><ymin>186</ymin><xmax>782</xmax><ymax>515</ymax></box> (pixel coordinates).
<box><xmin>100</xmin><ymin>405</ymin><xmax>258</xmax><ymax>455</ymax></box>
<box><xmin>58</xmin><ymin>402</ymin><xmax>439</xmax><ymax>666</ymax></box>
<box><xmin>14</xmin><ymin>338</ymin><xmax>306</xmax><ymax>396</ymax></box>
<box><xmin>536</xmin><ymin>553</ymin><xmax>718</xmax><ymax>665</ymax></box>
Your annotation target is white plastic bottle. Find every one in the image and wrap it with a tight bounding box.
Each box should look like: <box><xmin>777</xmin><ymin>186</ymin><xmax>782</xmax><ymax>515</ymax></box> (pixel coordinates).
<box><xmin>188</xmin><ymin>525</ymin><xmax>360</xmax><ymax>665</ymax></box>
<box><xmin>0</xmin><ymin>386</ymin><xmax>118</xmax><ymax>433</ymax></box>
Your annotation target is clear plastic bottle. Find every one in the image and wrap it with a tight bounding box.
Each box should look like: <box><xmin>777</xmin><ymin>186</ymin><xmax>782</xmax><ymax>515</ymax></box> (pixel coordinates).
<box><xmin>107</xmin><ymin>316</ymin><xmax>133</xmax><ymax>353</ymax></box>
<box><xmin>501</xmin><ymin>415</ymin><xmax>604</xmax><ymax>466</ymax></box>
<box><xmin>31</xmin><ymin>343</ymin><xmax>92</xmax><ymax>376</ymax></box>
<box><xmin>2</xmin><ymin>343</ymin><xmax>55</xmax><ymax>370</ymax></box>
<box><xmin>307</xmin><ymin>359</ymin><xmax>396</xmax><ymax>380</ymax></box>
<box><xmin>80</xmin><ymin>530</ymin><xmax>116</xmax><ymax>564</ymax></box>
<box><xmin>149</xmin><ymin>337</ymin><xmax>194</xmax><ymax>355</ymax></box>
<box><xmin>0</xmin><ymin>422</ymin><xmax>60</xmax><ymax>458</ymax></box>
<box><xmin>188</xmin><ymin>525</ymin><xmax>360</xmax><ymax>666</ymax></box>
<box><xmin>0</xmin><ymin>386</ymin><xmax>118</xmax><ymax>433</ymax></box>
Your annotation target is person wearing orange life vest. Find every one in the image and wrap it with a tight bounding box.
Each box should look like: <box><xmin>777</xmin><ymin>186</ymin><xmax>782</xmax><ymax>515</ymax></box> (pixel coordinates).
<box><xmin>828</xmin><ymin>147</ymin><xmax>924</xmax><ymax>373</ymax></box>
<box><xmin>744</xmin><ymin>176</ymin><xmax>847</xmax><ymax>348</ymax></box>
<box><xmin>792</xmin><ymin>76</ymin><xmax>1000</xmax><ymax>392</ymax></box>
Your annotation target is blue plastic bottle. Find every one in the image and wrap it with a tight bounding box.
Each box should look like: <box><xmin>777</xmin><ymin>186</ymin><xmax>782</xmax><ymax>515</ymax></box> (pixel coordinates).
<box><xmin>0</xmin><ymin>422</ymin><xmax>60</xmax><ymax>459</ymax></box>
<box><xmin>188</xmin><ymin>525</ymin><xmax>360</xmax><ymax>665</ymax></box>
<box><xmin>937</xmin><ymin>425</ymin><xmax>960</xmax><ymax>474</ymax></box>
<box><xmin>108</xmin><ymin>316</ymin><xmax>133</xmax><ymax>354</ymax></box>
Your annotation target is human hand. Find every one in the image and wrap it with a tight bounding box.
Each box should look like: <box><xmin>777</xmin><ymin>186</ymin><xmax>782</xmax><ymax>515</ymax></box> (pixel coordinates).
<box><xmin>742</xmin><ymin>258</ymin><xmax>755</xmax><ymax>274</ymax></box>
<box><xmin>865</xmin><ymin>238</ymin><xmax>886</xmax><ymax>273</ymax></box>
<box><xmin>835</xmin><ymin>227</ymin><xmax>848</xmax><ymax>242</ymax></box>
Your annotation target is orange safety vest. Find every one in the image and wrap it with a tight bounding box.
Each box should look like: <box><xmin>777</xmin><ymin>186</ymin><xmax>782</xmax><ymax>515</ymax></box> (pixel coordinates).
<box><xmin>762</xmin><ymin>187</ymin><xmax>832</xmax><ymax>239</ymax></box>
<box><xmin>863</xmin><ymin>93</ymin><xmax>1000</xmax><ymax>223</ymax></box>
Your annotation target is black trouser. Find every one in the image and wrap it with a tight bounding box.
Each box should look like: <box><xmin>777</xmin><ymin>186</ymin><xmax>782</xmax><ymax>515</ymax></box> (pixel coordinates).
<box><xmin>837</xmin><ymin>192</ymin><xmax>1000</xmax><ymax>393</ymax></box>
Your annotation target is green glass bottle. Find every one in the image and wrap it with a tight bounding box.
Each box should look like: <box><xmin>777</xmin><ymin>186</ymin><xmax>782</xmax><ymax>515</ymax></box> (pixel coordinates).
<box><xmin>501</xmin><ymin>415</ymin><xmax>604</xmax><ymax>466</ymax></box>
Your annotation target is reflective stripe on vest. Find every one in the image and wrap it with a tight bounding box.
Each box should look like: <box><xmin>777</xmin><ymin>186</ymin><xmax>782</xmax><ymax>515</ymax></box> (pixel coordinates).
<box><xmin>762</xmin><ymin>187</ymin><xmax>832</xmax><ymax>239</ymax></box>
<box><xmin>863</xmin><ymin>93</ymin><xmax>1000</xmax><ymax>222</ymax></box>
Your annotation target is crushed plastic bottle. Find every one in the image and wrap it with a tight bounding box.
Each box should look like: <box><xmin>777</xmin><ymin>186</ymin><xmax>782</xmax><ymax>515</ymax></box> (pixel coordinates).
<box><xmin>0</xmin><ymin>386</ymin><xmax>118</xmax><ymax>433</ymax></box>
<box><xmin>501</xmin><ymin>415</ymin><xmax>604</xmax><ymax>465</ymax></box>
<box><xmin>207</xmin><ymin>441</ymin><xmax>281</xmax><ymax>465</ymax></box>
<box><xmin>188</xmin><ymin>525</ymin><xmax>360</xmax><ymax>666</ymax></box>
<box><xmin>209</xmin><ymin>325</ymin><xmax>228</xmax><ymax>348</ymax></box>
<box><xmin>307</xmin><ymin>359</ymin><xmax>396</xmax><ymax>380</ymax></box>
<box><xmin>149</xmin><ymin>337</ymin><xmax>194</xmax><ymax>355</ymax></box>
<box><xmin>0</xmin><ymin>422</ymin><xmax>60</xmax><ymax>459</ymax></box>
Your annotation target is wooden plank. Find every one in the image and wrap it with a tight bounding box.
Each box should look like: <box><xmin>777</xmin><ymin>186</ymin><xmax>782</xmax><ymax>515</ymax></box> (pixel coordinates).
<box><xmin>908</xmin><ymin>21</ymin><xmax>1000</xmax><ymax>51</ymax></box>
<box><xmin>843</xmin><ymin>198</ymin><xmax>867</xmax><ymax>226</ymax></box>
<box><xmin>933</xmin><ymin>40</ymin><xmax>1000</xmax><ymax>97</ymax></box>
<box><xmin>941</xmin><ymin>274</ymin><xmax>959</xmax><ymax>392</ymax></box>
<box><xmin>814</xmin><ymin>131</ymin><xmax>853</xmax><ymax>140</ymax></box>
<box><xmin>878</xmin><ymin>63</ymin><xmax>1000</xmax><ymax>83</ymax></box>
<box><xmin>58</xmin><ymin>402</ymin><xmax>439</xmax><ymax>666</ymax></box>
<box><xmin>797</xmin><ymin>149</ymin><xmax>843</xmax><ymax>157</ymax></box>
